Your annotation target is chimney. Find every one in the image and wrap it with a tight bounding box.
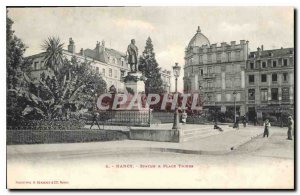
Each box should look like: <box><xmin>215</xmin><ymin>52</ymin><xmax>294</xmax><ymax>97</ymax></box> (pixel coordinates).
<box><xmin>231</xmin><ymin>41</ymin><xmax>236</xmax><ymax>46</ymax></box>
<box><xmin>240</xmin><ymin>40</ymin><xmax>245</xmax><ymax>45</ymax></box>
<box><xmin>221</xmin><ymin>42</ymin><xmax>227</xmax><ymax>48</ymax></box>
<box><xmin>68</xmin><ymin>38</ymin><xmax>75</xmax><ymax>54</ymax></box>
<box><xmin>80</xmin><ymin>48</ymin><xmax>84</xmax><ymax>56</ymax></box>
<box><xmin>95</xmin><ymin>41</ymin><xmax>101</xmax><ymax>59</ymax></box>
<box><xmin>261</xmin><ymin>45</ymin><xmax>264</xmax><ymax>51</ymax></box>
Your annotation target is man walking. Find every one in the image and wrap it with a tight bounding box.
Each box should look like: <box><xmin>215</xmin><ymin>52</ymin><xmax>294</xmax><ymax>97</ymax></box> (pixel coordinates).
<box><xmin>287</xmin><ymin>116</ymin><xmax>294</xmax><ymax>140</ymax></box>
<box><xmin>263</xmin><ymin>119</ymin><xmax>271</xmax><ymax>138</ymax></box>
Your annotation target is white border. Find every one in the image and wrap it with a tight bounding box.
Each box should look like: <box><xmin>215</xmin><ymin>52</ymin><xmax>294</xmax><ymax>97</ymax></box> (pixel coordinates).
<box><xmin>1</xmin><ymin>0</ymin><xmax>298</xmax><ymax>194</ymax></box>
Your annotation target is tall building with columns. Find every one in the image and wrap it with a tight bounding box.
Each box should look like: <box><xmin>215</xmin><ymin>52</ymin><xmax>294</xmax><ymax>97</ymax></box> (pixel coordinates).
<box><xmin>183</xmin><ymin>26</ymin><xmax>248</xmax><ymax>115</ymax></box>
<box><xmin>245</xmin><ymin>46</ymin><xmax>294</xmax><ymax>121</ymax></box>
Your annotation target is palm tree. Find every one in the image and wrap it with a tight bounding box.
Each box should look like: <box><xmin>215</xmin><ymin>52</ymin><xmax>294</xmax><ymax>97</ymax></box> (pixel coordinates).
<box><xmin>42</xmin><ymin>37</ymin><xmax>64</xmax><ymax>72</ymax></box>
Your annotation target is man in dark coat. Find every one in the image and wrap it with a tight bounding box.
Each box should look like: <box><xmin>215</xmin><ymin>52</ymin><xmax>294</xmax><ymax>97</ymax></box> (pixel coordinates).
<box><xmin>287</xmin><ymin>116</ymin><xmax>294</xmax><ymax>140</ymax></box>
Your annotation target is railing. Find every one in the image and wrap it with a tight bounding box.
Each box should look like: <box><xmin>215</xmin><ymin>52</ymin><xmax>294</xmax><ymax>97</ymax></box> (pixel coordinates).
<box><xmin>90</xmin><ymin>110</ymin><xmax>152</xmax><ymax>127</ymax></box>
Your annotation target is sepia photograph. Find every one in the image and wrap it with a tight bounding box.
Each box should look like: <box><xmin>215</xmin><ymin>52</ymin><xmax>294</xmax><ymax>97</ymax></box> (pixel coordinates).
<box><xmin>5</xmin><ymin>6</ymin><xmax>295</xmax><ymax>189</ymax></box>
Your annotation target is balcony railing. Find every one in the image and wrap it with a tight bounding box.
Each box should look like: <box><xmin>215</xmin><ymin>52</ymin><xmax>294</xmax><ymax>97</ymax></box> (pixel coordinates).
<box><xmin>202</xmin><ymin>73</ymin><xmax>216</xmax><ymax>79</ymax></box>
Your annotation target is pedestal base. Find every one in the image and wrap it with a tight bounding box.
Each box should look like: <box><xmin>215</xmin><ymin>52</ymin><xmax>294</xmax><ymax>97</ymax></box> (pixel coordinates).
<box><xmin>124</xmin><ymin>72</ymin><xmax>145</xmax><ymax>94</ymax></box>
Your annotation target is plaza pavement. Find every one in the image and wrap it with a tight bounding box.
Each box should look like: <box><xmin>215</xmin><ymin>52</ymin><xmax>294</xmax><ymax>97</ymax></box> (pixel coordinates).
<box><xmin>7</xmin><ymin>124</ymin><xmax>278</xmax><ymax>157</ymax></box>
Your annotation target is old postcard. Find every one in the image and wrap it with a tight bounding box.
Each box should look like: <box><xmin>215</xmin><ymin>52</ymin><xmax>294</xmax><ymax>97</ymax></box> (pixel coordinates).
<box><xmin>6</xmin><ymin>6</ymin><xmax>295</xmax><ymax>189</ymax></box>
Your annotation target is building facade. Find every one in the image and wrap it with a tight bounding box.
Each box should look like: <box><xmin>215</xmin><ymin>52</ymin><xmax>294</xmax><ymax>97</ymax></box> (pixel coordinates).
<box><xmin>245</xmin><ymin>46</ymin><xmax>294</xmax><ymax>121</ymax></box>
<box><xmin>160</xmin><ymin>69</ymin><xmax>171</xmax><ymax>93</ymax></box>
<box><xmin>183</xmin><ymin>26</ymin><xmax>248</xmax><ymax>116</ymax></box>
<box><xmin>28</xmin><ymin>38</ymin><xmax>130</xmax><ymax>92</ymax></box>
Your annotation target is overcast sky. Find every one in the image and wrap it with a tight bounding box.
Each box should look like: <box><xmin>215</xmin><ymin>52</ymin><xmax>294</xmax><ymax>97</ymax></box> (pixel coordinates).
<box><xmin>7</xmin><ymin>7</ymin><xmax>294</xmax><ymax>92</ymax></box>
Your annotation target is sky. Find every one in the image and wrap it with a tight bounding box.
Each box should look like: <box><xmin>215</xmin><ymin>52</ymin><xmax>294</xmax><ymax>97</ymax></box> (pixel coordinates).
<box><xmin>7</xmin><ymin>7</ymin><xmax>294</xmax><ymax>92</ymax></box>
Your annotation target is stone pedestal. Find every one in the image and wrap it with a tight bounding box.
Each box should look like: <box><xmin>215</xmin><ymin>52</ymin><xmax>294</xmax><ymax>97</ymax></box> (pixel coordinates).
<box><xmin>124</xmin><ymin>72</ymin><xmax>145</xmax><ymax>94</ymax></box>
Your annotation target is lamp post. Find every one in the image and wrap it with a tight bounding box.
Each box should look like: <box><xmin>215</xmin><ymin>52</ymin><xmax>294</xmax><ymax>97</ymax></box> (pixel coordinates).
<box><xmin>172</xmin><ymin>62</ymin><xmax>181</xmax><ymax>130</ymax></box>
<box><xmin>280</xmin><ymin>106</ymin><xmax>283</xmax><ymax>128</ymax></box>
<box><xmin>233</xmin><ymin>90</ymin><xmax>237</xmax><ymax>127</ymax></box>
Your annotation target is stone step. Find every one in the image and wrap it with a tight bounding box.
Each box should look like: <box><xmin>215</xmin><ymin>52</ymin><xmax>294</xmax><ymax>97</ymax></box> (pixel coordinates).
<box><xmin>181</xmin><ymin>131</ymin><xmax>221</xmax><ymax>142</ymax></box>
<box><xmin>180</xmin><ymin>125</ymin><xmax>233</xmax><ymax>142</ymax></box>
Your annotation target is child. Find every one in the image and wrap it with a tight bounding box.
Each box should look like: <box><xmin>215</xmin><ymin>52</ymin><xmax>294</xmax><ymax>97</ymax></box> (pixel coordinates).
<box><xmin>263</xmin><ymin>119</ymin><xmax>271</xmax><ymax>138</ymax></box>
<box><xmin>181</xmin><ymin>110</ymin><xmax>187</xmax><ymax>125</ymax></box>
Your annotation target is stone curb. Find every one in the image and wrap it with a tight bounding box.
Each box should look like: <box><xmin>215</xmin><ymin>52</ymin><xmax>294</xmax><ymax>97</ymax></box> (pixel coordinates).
<box><xmin>7</xmin><ymin>132</ymin><xmax>264</xmax><ymax>158</ymax></box>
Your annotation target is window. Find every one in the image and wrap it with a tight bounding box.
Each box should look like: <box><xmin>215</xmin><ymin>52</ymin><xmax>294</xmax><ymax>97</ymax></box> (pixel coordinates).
<box><xmin>283</xmin><ymin>59</ymin><xmax>288</xmax><ymax>66</ymax></box>
<box><xmin>235</xmin><ymin>51</ymin><xmax>240</xmax><ymax>60</ymax></box>
<box><xmin>248</xmin><ymin>89</ymin><xmax>255</xmax><ymax>100</ymax></box>
<box><xmin>200</xmin><ymin>69</ymin><xmax>203</xmax><ymax>76</ymax></box>
<box><xmin>34</xmin><ymin>62</ymin><xmax>38</xmax><ymax>70</ymax></box>
<box><xmin>96</xmin><ymin>67</ymin><xmax>99</xmax><ymax>74</ymax></box>
<box><xmin>121</xmin><ymin>70</ymin><xmax>125</xmax><ymax>78</ymax></box>
<box><xmin>109</xmin><ymin>68</ymin><xmax>112</xmax><ymax>77</ymax></box>
<box><xmin>283</xmin><ymin>73</ymin><xmax>288</xmax><ymax>82</ymax></box>
<box><xmin>207</xmin><ymin>80</ymin><xmax>213</xmax><ymax>88</ymax></box>
<box><xmin>272</xmin><ymin>74</ymin><xmax>277</xmax><ymax>82</ymax></box>
<box><xmin>114</xmin><ymin>70</ymin><xmax>118</xmax><ymax>78</ymax></box>
<box><xmin>199</xmin><ymin>55</ymin><xmax>203</xmax><ymax>64</ymax></box>
<box><xmin>207</xmin><ymin>54</ymin><xmax>212</xmax><ymax>63</ymax></box>
<box><xmin>282</xmin><ymin>87</ymin><xmax>290</xmax><ymax>101</ymax></box>
<box><xmin>249</xmin><ymin>75</ymin><xmax>255</xmax><ymax>84</ymax></box>
<box><xmin>261</xmin><ymin>74</ymin><xmax>267</xmax><ymax>82</ymax></box>
<box><xmin>121</xmin><ymin>60</ymin><xmax>124</xmax><ymax>66</ymax></box>
<box><xmin>227</xmin><ymin>52</ymin><xmax>231</xmax><ymax>62</ymax></box>
<box><xmin>273</xmin><ymin>60</ymin><xmax>277</xmax><ymax>67</ymax></box>
<box><xmin>271</xmin><ymin>88</ymin><xmax>278</xmax><ymax>100</ymax></box>
<box><xmin>207</xmin><ymin>67</ymin><xmax>212</xmax><ymax>74</ymax></box>
<box><xmin>250</xmin><ymin>62</ymin><xmax>254</xmax><ymax>69</ymax></box>
<box><xmin>262</xmin><ymin>61</ymin><xmax>266</xmax><ymax>68</ymax></box>
<box><xmin>289</xmin><ymin>57</ymin><xmax>294</xmax><ymax>66</ymax></box>
<box><xmin>102</xmin><ymin>68</ymin><xmax>106</xmax><ymax>76</ymax></box>
<box><xmin>261</xmin><ymin>89</ymin><xmax>268</xmax><ymax>101</ymax></box>
<box><xmin>217</xmin><ymin>53</ymin><xmax>221</xmax><ymax>62</ymax></box>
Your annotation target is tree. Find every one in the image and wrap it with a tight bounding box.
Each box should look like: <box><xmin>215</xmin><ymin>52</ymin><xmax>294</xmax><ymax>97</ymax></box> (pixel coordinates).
<box><xmin>6</xmin><ymin>12</ymin><xmax>31</xmax><ymax>125</ymax></box>
<box><xmin>139</xmin><ymin>37</ymin><xmax>164</xmax><ymax>94</ymax></box>
<box><xmin>41</xmin><ymin>37</ymin><xmax>64</xmax><ymax>72</ymax></box>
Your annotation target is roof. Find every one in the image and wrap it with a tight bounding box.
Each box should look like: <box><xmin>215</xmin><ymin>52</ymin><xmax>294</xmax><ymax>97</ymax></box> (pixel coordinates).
<box><xmin>83</xmin><ymin>47</ymin><xmax>126</xmax><ymax>64</ymax></box>
<box><xmin>250</xmin><ymin>48</ymin><xmax>294</xmax><ymax>58</ymax></box>
<box><xmin>188</xmin><ymin>26</ymin><xmax>210</xmax><ymax>48</ymax></box>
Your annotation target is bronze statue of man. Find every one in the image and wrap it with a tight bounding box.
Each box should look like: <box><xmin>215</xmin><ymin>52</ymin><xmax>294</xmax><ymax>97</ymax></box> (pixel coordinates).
<box><xmin>127</xmin><ymin>39</ymin><xmax>138</xmax><ymax>72</ymax></box>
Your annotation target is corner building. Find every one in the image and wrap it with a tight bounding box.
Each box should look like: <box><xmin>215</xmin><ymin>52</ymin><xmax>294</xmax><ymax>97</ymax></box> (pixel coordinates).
<box><xmin>183</xmin><ymin>26</ymin><xmax>248</xmax><ymax>115</ymax></box>
<box><xmin>246</xmin><ymin>47</ymin><xmax>294</xmax><ymax>121</ymax></box>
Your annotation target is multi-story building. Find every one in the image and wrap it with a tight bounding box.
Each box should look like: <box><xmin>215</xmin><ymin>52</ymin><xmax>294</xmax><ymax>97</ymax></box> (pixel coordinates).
<box><xmin>183</xmin><ymin>26</ymin><xmax>248</xmax><ymax>115</ymax></box>
<box><xmin>245</xmin><ymin>46</ymin><xmax>294</xmax><ymax>121</ymax></box>
<box><xmin>27</xmin><ymin>38</ymin><xmax>130</xmax><ymax>92</ymax></box>
<box><xmin>160</xmin><ymin>69</ymin><xmax>171</xmax><ymax>93</ymax></box>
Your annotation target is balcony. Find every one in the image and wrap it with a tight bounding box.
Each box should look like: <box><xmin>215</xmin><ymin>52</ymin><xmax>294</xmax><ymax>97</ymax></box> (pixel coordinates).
<box><xmin>202</xmin><ymin>73</ymin><xmax>216</xmax><ymax>79</ymax></box>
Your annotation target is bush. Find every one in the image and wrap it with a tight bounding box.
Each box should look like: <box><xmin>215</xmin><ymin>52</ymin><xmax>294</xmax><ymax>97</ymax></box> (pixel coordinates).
<box><xmin>7</xmin><ymin>119</ymin><xmax>86</xmax><ymax>130</ymax></box>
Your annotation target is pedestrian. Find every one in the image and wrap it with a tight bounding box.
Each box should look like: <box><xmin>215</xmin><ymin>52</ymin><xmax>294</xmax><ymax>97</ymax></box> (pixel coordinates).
<box><xmin>254</xmin><ymin>116</ymin><xmax>257</xmax><ymax>126</ymax></box>
<box><xmin>181</xmin><ymin>110</ymin><xmax>187</xmax><ymax>125</ymax></box>
<box><xmin>242</xmin><ymin>115</ymin><xmax>247</xmax><ymax>128</ymax></box>
<box><xmin>287</xmin><ymin>116</ymin><xmax>294</xmax><ymax>140</ymax></box>
<box><xmin>235</xmin><ymin>116</ymin><xmax>240</xmax><ymax>130</ymax></box>
<box><xmin>263</xmin><ymin>119</ymin><xmax>271</xmax><ymax>138</ymax></box>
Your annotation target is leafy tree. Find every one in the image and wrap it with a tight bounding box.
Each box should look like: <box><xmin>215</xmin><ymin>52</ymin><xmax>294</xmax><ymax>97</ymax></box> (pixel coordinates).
<box><xmin>41</xmin><ymin>37</ymin><xmax>64</xmax><ymax>72</ymax></box>
<box><xmin>6</xmin><ymin>12</ymin><xmax>31</xmax><ymax>125</ymax></box>
<box><xmin>138</xmin><ymin>37</ymin><xmax>164</xmax><ymax>94</ymax></box>
<box><xmin>15</xmin><ymin>56</ymin><xmax>108</xmax><ymax>120</ymax></box>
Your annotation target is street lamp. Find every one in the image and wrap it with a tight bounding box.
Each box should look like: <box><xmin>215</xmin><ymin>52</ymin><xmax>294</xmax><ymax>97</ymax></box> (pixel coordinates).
<box><xmin>172</xmin><ymin>62</ymin><xmax>181</xmax><ymax>130</ymax></box>
<box><xmin>233</xmin><ymin>90</ymin><xmax>237</xmax><ymax>128</ymax></box>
